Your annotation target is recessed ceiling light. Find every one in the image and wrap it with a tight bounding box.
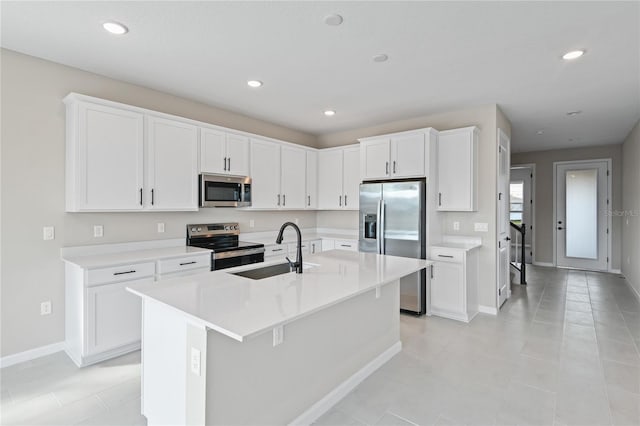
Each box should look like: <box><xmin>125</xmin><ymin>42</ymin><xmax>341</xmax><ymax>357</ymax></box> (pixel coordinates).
<box><xmin>324</xmin><ymin>14</ymin><xmax>343</xmax><ymax>26</ymax></box>
<box><xmin>536</xmin><ymin>130</ymin><xmax>544</xmax><ymax>135</ymax></box>
<box><xmin>562</xmin><ymin>50</ymin><xmax>585</xmax><ymax>60</ymax></box>
<box><xmin>324</xmin><ymin>110</ymin><xmax>336</xmax><ymax>117</ymax></box>
<box><xmin>372</xmin><ymin>54</ymin><xmax>389</xmax><ymax>63</ymax></box>
<box><xmin>247</xmin><ymin>80</ymin><xmax>263</xmax><ymax>88</ymax></box>
<box><xmin>103</xmin><ymin>21</ymin><xmax>128</xmax><ymax>35</ymax></box>
<box><xmin>566</xmin><ymin>110</ymin><xmax>582</xmax><ymax>116</ymax></box>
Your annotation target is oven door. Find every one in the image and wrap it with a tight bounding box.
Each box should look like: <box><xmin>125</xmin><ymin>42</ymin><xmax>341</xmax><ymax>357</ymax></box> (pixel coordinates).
<box><xmin>211</xmin><ymin>248</ymin><xmax>265</xmax><ymax>270</ymax></box>
<box><xmin>199</xmin><ymin>174</ymin><xmax>251</xmax><ymax>207</ymax></box>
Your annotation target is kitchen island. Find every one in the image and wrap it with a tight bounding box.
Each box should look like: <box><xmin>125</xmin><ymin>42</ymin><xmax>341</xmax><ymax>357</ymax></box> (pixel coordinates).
<box><xmin>127</xmin><ymin>250</ymin><xmax>429</xmax><ymax>425</ymax></box>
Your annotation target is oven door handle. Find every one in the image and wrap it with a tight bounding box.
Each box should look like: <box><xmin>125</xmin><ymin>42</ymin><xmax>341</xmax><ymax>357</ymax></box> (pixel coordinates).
<box><xmin>212</xmin><ymin>247</ymin><xmax>266</xmax><ymax>260</ymax></box>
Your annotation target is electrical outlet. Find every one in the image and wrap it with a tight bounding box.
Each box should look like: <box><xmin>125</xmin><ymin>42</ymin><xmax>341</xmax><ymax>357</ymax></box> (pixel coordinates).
<box><xmin>249</xmin><ymin>219</ymin><xmax>255</xmax><ymax>228</ymax></box>
<box><xmin>273</xmin><ymin>325</ymin><xmax>284</xmax><ymax>346</ymax></box>
<box><xmin>43</xmin><ymin>226</ymin><xmax>55</xmax><ymax>241</ymax></box>
<box><xmin>474</xmin><ymin>222</ymin><xmax>489</xmax><ymax>232</ymax></box>
<box><xmin>93</xmin><ymin>225</ymin><xmax>104</xmax><ymax>238</ymax></box>
<box><xmin>190</xmin><ymin>347</ymin><xmax>201</xmax><ymax>376</ymax></box>
<box><xmin>157</xmin><ymin>223</ymin><xmax>165</xmax><ymax>233</ymax></box>
<box><xmin>40</xmin><ymin>301</ymin><xmax>52</xmax><ymax>316</ymax></box>
<box><xmin>453</xmin><ymin>222</ymin><xmax>460</xmax><ymax>231</ymax></box>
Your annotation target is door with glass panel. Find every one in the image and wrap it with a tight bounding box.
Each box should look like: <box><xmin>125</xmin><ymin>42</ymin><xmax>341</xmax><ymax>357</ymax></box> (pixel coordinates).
<box><xmin>555</xmin><ymin>160</ymin><xmax>609</xmax><ymax>270</ymax></box>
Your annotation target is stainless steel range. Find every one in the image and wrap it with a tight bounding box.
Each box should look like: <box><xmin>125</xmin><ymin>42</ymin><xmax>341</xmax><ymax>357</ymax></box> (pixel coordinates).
<box><xmin>186</xmin><ymin>223</ymin><xmax>265</xmax><ymax>270</ymax></box>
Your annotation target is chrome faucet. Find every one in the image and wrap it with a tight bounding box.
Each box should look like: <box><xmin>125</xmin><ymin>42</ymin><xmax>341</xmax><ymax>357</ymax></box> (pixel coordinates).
<box><xmin>276</xmin><ymin>222</ymin><xmax>303</xmax><ymax>274</ymax></box>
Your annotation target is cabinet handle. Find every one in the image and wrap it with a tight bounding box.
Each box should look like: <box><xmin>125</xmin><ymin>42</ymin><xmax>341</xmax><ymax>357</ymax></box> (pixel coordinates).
<box><xmin>308</xmin><ymin>195</ymin><xmax>311</xmax><ymax>206</ymax></box>
<box><xmin>223</xmin><ymin>157</ymin><xmax>227</xmax><ymax>171</ymax></box>
<box><xmin>438</xmin><ymin>192</ymin><xmax>442</xmax><ymax>206</ymax></box>
<box><xmin>139</xmin><ymin>188</ymin><xmax>143</xmax><ymax>206</ymax></box>
<box><xmin>179</xmin><ymin>261</ymin><xmax>197</xmax><ymax>266</ymax></box>
<box><xmin>277</xmin><ymin>194</ymin><xmax>281</xmax><ymax>206</ymax></box>
<box><xmin>430</xmin><ymin>265</ymin><xmax>434</xmax><ymax>279</ymax></box>
<box><xmin>340</xmin><ymin>244</ymin><xmax>352</xmax><ymax>248</ymax></box>
<box><xmin>393</xmin><ymin>161</ymin><xmax>397</xmax><ymax>174</ymax></box>
<box><xmin>339</xmin><ymin>195</ymin><xmax>342</xmax><ymax>206</ymax></box>
<box><xmin>151</xmin><ymin>189</ymin><xmax>155</xmax><ymax>206</ymax></box>
<box><xmin>312</xmin><ymin>243</ymin><xmax>316</xmax><ymax>253</ymax></box>
<box><xmin>283</xmin><ymin>194</ymin><xmax>286</xmax><ymax>206</ymax></box>
<box><xmin>114</xmin><ymin>270</ymin><xmax>136</xmax><ymax>276</ymax></box>
<box><xmin>386</xmin><ymin>161</ymin><xmax>389</xmax><ymax>174</ymax></box>
<box><xmin>438</xmin><ymin>254</ymin><xmax>454</xmax><ymax>258</ymax></box>
<box><xmin>272</xmin><ymin>248</ymin><xmax>283</xmax><ymax>252</ymax></box>
<box><xmin>344</xmin><ymin>195</ymin><xmax>348</xmax><ymax>206</ymax></box>
<box><xmin>227</xmin><ymin>157</ymin><xmax>231</xmax><ymax>171</ymax></box>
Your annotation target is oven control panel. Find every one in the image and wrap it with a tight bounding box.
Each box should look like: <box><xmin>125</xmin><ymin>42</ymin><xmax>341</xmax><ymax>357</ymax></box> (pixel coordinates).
<box><xmin>187</xmin><ymin>223</ymin><xmax>240</xmax><ymax>237</ymax></box>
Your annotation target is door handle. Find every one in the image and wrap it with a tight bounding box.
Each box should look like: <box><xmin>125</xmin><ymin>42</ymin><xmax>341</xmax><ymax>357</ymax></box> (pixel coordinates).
<box><xmin>438</xmin><ymin>193</ymin><xmax>442</xmax><ymax>206</ymax></box>
<box><xmin>393</xmin><ymin>161</ymin><xmax>397</xmax><ymax>174</ymax></box>
<box><xmin>344</xmin><ymin>195</ymin><xmax>347</xmax><ymax>206</ymax></box>
<box><xmin>227</xmin><ymin>157</ymin><xmax>231</xmax><ymax>171</ymax></box>
<box><xmin>151</xmin><ymin>188</ymin><xmax>155</xmax><ymax>206</ymax></box>
<box><xmin>223</xmin><ymin>157</ymin><xmax>227</xmax><ymax>171</ymax></box>
<box><xmin>283</xmin><ymin>194</ymin><xmax>286</xmax><ymax>206</ymax></box>
<box><xmin>557</xmin><ymin>227</ymin><xmax>564</xmax><ymax>230</ymax></box>
<box><xmin>385</xmin><ymin>161</ymin><xmax>389</xmax><ymax>175</ymax></box>
<box><xmin>430</xmin><ymin>265</ymin><xmax>434</xmax><ymax>279</ymax></box>
<box><xmin>308</xmin><ymin>195</ymin><xmax>311</xmax><ymax>206</ymax></box>
<box><xmin>139</xmin><ymin>188</ymin><xmax>143</xmax><ymax>206</ymax></box>
<box><xmin>506</xmin><ymin>237</ymin><xmax>511</xmax><ymax>241</ymax></box>
<box><xmin>339</xmin><ymin>195</ymin><xmax>342</xmax><ymax>207</ymax></box>
<box><xmin>277</xmin><ymin>194</ymin><xmax>281</xmax><ymax>206</ymax></box>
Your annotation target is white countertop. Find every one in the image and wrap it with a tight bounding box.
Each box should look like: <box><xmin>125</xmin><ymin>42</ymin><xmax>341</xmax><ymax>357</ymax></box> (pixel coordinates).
<box><xmin>242</xmin><ymin>231</ymin><xmax>357</xmax><ymax>246</ymax></box>
<box><xmin>430</xmin><ymin>242</ymin><xmax>482</xmax><ymax>251</ymax></box>
<box><xmin>62</xmin><ymin>246</ymin><xmax>212</xmax><ymax>269</ymax></box>
<box><xmin>127</xmin><ymin>251</ymin><xmax>430</xmax><ymax>342</ymax></box>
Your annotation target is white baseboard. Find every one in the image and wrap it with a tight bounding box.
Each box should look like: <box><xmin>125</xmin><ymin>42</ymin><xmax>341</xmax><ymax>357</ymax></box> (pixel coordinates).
<box><xmin>610</xmin><ymin>269</ymin><xmax>621</xmax><ymax>274</ymax></box>
<box><xmin>533</xmin><ymin>261</ymin><xmax>554</xmax><ymax>267</ymax></box>
<box><xmin>0</xmin><ymin>341</ymin><xmax>65</xmax><ymax>369</ymax></box>
<box><xmin>289</xmin><ymin>341</ymin><xmax>402</xmax><ymax>426</ymax></box>
<box><xmin>478</xmin><ymin>305</ymin><xmax>498</xmax><ymax>315</ymax></box>
<box><xmin>624</xmin><ymin>276</ymin><xmax>640</xmax><ymax>302</ymax></box>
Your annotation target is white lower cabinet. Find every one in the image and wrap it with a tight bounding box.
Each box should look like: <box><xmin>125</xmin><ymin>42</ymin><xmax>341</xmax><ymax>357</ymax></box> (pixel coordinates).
<box><xmin>333</xmin><ymin>239</ymin><xmax>358</xmax><ymax>251</ymax></box>
<box><xmin>429</xmin><ymin>246</ymin><xmax>479</xmax><ymax>322</ymax></box>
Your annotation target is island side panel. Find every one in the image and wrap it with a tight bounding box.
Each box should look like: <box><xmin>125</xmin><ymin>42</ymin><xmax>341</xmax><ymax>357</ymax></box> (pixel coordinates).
<box><xmin>204</xmin><ymin>281</ymin><xmax>400</xmax><ymax>425</ymax></box>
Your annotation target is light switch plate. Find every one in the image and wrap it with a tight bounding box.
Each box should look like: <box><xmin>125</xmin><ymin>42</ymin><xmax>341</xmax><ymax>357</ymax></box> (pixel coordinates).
<box><xmin>157</xmin><ymin>223</ymin><xmax>165</xmax><ymax>233</ymax></box>
<box><xmin>474</xmin><ymin>222</ymin><xmax>489</xmax><ymax>232</ymax></box>
<box><xmin>40</xmin><ymin>301</ymin><xmax>52</xmax><ymax>315</ymax></box>
<box><xmin>273</xmin><ymin>325</ymin><xmax>284</xmax><ymax>346</ymax></box>
<box><xmin>190</xmin><ymin>347</ymin><xmax>201</xmax><ymax>376</ymax></box>
<box><xmin>93</xmin><ymin>225</ymin><xmax>104</xmax><ymax>238</ymax></box>
<box><xmin>43</xmin><ymin>226</ymin><xmax>55</xmax><ymax>241</ymax></box>
<box><xmin>249</xmin><ymin>219</ymin><xmax>255</xmax><ymax>228</ymax></box>
<box><xmin>453</xmin><ymin>222</ymin><xmax>460</xmax><ymax>231</ymax></box>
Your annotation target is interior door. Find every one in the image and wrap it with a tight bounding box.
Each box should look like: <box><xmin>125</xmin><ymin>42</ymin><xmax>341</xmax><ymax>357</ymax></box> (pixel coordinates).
<box><xmin>555</xmin><ymin>161</ymin><xmax>609</xmax><ymax>270</ymax></box>
<box><xmin>497</xmin><ymin>129</ymin><xmax>510</xmax><ymax>308</ymax></box>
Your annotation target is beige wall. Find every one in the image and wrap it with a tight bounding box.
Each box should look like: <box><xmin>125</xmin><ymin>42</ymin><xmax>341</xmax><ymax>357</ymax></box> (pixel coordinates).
<box><xmin>0</xmin><ymin>49</ymin><xmax>318</xmax><ymax>357</ymax></box>
<box><xmin>622</xmin><ymin>119</ymin><xmax>640</xmax><ymax>296</ymax></box>
<box><xmin>318</xmin><ymin>105</ymin><xmax>506</xmax><ymax>310</ymax></box>
<box><xmin>511</xmin><ymin>144</ymin><xmax>623</xmax><ymax>270</ymax></box>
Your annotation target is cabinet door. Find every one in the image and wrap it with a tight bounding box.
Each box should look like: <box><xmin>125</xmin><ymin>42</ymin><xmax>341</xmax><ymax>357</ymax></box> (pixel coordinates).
<box><xmin>280</xmin><ymin>146</ymin><xmax>307</xmax><ymax>209</ymax></box>
<box><xmin>250</xmin><ymin>139</ymin><xmax>281</xmax><ymax>208</ymax></box>
<box><xmin>391</xmin><ymin>133</ymin><xmax>425</xmax><ymax>178</ymax></box>
<box><xmin>342</xmin><ymin>146</ymin><xmax>360</xmax><ymax>210</ymax></box>
<box><xmin>226</xmin><ymin>134</ymin><xmax>250</xmax><ymax>176</ymax></box>
<box><xmin>437</xmin><ymin>129</ymin><xmax>475</xmax><ymax>211</ymax></box>
<box><xmin>86</xmin><ymin>278</ymin><xmax>149</xmax><ymax>355</ymax></box>
<box><xmin>430</xmin><ymin>261</ymin><xmax>464</xmax><ymax>315</ymax></box>
<box><xmin>306</xmin><ymin>151</ymin><xmax>318</xmax><ymax>209</ymax></box>
<box><xmin>309</xmin><ymin>239</ymin><xmax>322</xmax><ymax>254</ymax></box>
<box><xmin>361</xmin><ymin>139</ymin><xmax>390</xmax><ymax>180</ymax></box>
<box><xmin>200</xmin><ymin>128</ymin><xmax>226</xmax><ymax>174</ymax></box>
<box><xmin>146</xmin><ymin>116</ymin><xmax>199</xmax><ymax>210</ymax></box>
<box><xmin>77</xmin><ymin>103</ymin><xmax>144</xmax><ymax>210</ymax></box>
<box><xmin>318</xmin><ymin>149</ymin><xmax>343</xmax><ymax>209</ymax></box>
<box><xmin>321</xmin><ymin>239</ymin><xmax>335</xmax><ymax>251</ymax></box>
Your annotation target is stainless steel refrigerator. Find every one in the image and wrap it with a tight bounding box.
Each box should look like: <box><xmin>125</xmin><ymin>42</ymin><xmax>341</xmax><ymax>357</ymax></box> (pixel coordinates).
<box><xmin>359</xmin><ymin>180</ymin><xmax>427</xmax><ymax>315</ymax></box>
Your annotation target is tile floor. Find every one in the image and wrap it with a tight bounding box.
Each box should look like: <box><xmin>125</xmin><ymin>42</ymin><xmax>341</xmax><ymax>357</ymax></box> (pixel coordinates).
<box><xmin>1</xmin><ymin>266</ymin><xmax>639</xmax><ymax>425</ymax></box>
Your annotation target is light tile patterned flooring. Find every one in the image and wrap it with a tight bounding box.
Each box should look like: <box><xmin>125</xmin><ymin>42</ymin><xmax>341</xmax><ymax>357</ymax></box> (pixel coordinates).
<box><xmin>2</xmin><ymin>266</ymin><xmax>639</xmax><ymax>425</ymax></box>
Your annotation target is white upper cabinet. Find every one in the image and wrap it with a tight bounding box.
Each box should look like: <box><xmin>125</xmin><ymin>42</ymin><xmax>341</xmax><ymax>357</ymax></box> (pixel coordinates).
<box><xmin>359</xmin><ymin>130</ymin><xmax>427</xmax><ymax>180</ymax></box>
<box><xmin>249</xmin><ymin>138</ymin><xmax>281</xmax><ymax>208</ymax></box>
<box><xmin>64</xmin><ymin>94</ymin><xmax>199</xmax><ymax>212</ymax></box>
<box><xmin>437</xmin><ymin>126</ymin><xmax>478</xmax><ymax>211</ymax></box>
<box><xmin>66</xmin><ymin>101</ymin><xmax>145</xmax><ymax>211</ymax></box>
<box><xmin>280</xmin><ymin>145</ymin><xmax>307</xmax><ymax>209</ymax></box>
<box><xmin>200</xmin><ymin>128</ymin><xmax>249</xmax><ymax>176</ymax></box>
<box><xmin>145</xmin><ymin>116</ymin><xmax>199</xmax><ymax>210</ymax></box>
<box><xmin>318</xmin><ymin>145</ymin><xmax>360</xmax><ymax>210</ymax></box>
<box><xmin>306</xmin><ymin>150</ymin><xmax>318</xmax><ymax>209</ymax></box>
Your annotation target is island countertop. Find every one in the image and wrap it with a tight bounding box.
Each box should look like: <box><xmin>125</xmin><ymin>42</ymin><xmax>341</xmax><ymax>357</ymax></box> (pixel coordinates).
<box><xmin>127</xmin><ymin>251</ymin><xmax>430</xmax><ymax>342</ymax></box>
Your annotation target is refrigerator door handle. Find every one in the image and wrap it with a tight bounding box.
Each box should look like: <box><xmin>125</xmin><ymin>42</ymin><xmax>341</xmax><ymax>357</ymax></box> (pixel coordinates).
<box><xmin>378</xmin><ymin>199</ymin><xmax>385</xmax><ymax>254</ymax></box>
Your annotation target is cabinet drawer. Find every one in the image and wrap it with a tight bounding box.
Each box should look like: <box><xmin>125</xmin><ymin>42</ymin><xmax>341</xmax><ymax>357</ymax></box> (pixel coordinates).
<box><xmin>264</xmin><ymin>244</ymin><xmax>288</xmax><ymax>257</ymax></box>
<box><xmin>430</xmin><ymin>248</ymin><xmax>463</xmax><ymax>263</ymax></box>
<box><xmin>334</xmin><ymin>239</ymin><xmax>358</xmax><ymax>251</ymax></box>
<box><xmin>87</xmin><ymin>262</ymin><xmax>155</xmax><ymax>286</ymax></box>
<box><xmin>157</xmin><ymin>254</ymin><xmax>211</xmax><ymax>275</ymax></box>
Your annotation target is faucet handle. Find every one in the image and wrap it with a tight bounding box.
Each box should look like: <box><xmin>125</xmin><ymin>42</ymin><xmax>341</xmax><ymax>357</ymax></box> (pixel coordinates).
<box><xmin>285</xmin><ymin>256</ymin><xmax>296</xmax><ymax>271</ymax></box>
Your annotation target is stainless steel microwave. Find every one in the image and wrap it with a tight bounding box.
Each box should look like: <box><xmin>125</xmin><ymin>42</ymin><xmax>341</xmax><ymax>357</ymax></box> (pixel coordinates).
<box><xmin>199</xmin><ymin>174</ymin><xmax>251</xmax><ymax>207</ymax></box>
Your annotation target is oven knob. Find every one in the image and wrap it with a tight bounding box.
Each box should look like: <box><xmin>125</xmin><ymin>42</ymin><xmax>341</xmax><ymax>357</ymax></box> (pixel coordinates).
<box><xmin>191</xmin><ymin>227</ymin><xmax>197</xmax><ymax>232</ymax></box>
<box><xmin>197</xmin><ymin>227</ymin><xmax>202</xmax><ymax>232</ymax></box>
<box><xmin>233</xmin><ymin>225</ymin><xmax>239</xmax><ymax>230</ymax></box>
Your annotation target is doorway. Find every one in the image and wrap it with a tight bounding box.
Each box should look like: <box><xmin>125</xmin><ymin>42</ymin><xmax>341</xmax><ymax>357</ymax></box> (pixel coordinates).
<box><xmin>497</xmin><ymin>129</ymin><xmax>511</xmax><ymax>308</ymax></box>
<box><xmin>554</xmin><ymin>159</ymin><xmax>611</xmax><ymax>271</ymax></box>
<box><xmin>510</xmin><ymin>165</ymin><xmax>534</xmax><ymax>264</ymax></box>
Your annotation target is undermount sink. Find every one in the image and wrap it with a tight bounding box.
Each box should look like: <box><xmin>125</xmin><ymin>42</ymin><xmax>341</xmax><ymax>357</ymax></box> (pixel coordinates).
<box><xmin>231</xmin><ymin>262</ymin><xmax>316</xmax><ymax>280</ymax></box>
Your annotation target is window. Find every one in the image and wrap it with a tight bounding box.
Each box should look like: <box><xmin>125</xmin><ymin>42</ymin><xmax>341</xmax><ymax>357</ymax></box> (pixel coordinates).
<box><xmin>510</xmin><ymin>181</ymin><xmax>524</xmax><ymax>224</ymax></box>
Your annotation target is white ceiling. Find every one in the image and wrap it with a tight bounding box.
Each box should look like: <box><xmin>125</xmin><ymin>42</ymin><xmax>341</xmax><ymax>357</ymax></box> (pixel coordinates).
<box><xmin>2</xmin><ymin>1</ymin><xmax>638</xmax><ymax>152</ymax></box>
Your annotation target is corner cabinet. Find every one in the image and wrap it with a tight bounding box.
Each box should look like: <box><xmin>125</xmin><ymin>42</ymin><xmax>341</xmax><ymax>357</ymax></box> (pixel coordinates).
<box><xmin>359</xmin><ymin>129</ymin><xmax>436</xmax><ymax>180</ymax></box>
<box><xmin>436</xmin><ymin>126</ymin><xmax>478</xmax><ymax>211</ymax></box>
<box><xmin>64</xmin><ymin>93</ymin><xmax>199</xmax><ymax>212</ymax></box>
<box><xmin>318</xmin><ymin>145</ymin><xmax>360</xmax><ymax>210</ymax></box>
